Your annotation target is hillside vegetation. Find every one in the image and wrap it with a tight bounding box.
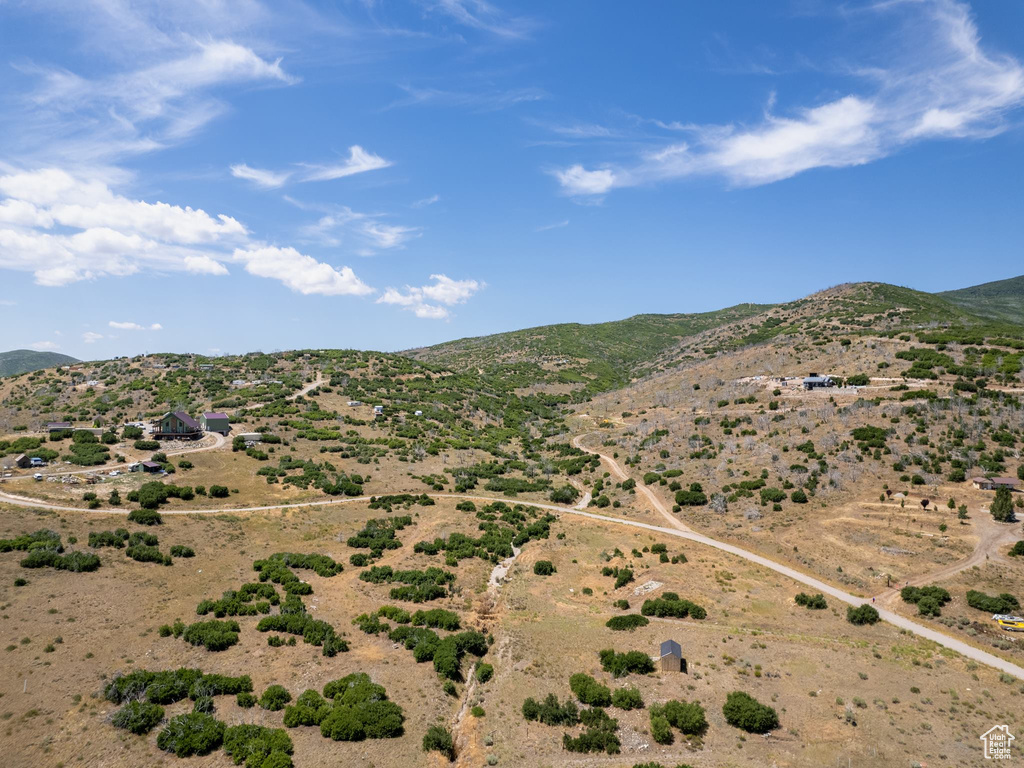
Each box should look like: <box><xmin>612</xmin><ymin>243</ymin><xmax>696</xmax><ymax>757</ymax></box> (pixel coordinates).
<box><xmin>406</xmin><ymin>304</ymin><xmax>772</xmax><ymax>397</ymax></box>
<box><xmin>0</xmin><ymin>349</ymin><xmax>79</xmax><ymax>378</ymax></box>
<box><xmin>940</xmin><ymin>274</ymin><xmax>1024</xmax><ymax>325</ymax></box>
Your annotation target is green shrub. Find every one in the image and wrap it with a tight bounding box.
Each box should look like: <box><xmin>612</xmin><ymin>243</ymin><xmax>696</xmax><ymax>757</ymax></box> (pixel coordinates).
<box><xmin>223</xmin><ymin>724</ymin><xmax>293</xmax><ymax>767</ymax></box>
<box><xmin>156</xmin><ymin>712</ymin><xmax>225</xmax><ymax>756</ymax></box>
<box><xmin>522</xmin><ymin>693</ymin><xmax>578</xmax><ymax>725</ymax></box>
<box><xmin>640</xmin><ymin>596</ymin><xmax>706</xmax><ymax>620</ymax></box>
<box><xmin>475</xmin><ymin>662</ymin><xmax>494</xmax><ymax>683</ymax></box>
<box><xmin>794</xmin><ymin>592</ymin><xmax>827</xmax><ymax>610</ymax></box>
<box><xmin>598</xmin><ymin>649</ymin><xmax>654</xmax><ymax>677</ymax></box>
<box><xmin>210</xmin><ymin>485</ymin><xmax>230</xmax><ymax>498</ymax></box>
<box><xmin>846</xmin><ymin>605</ymin><xmax>880</xmax><ymax>626</ymax></box>
<box><xmin>967</xmin><ymin>590</ymin><xmax>1020</xmax><ymax>614</ymax></box>
<box><xmin>569</xmin><ymin>673</ymin><xmax>612</xmax><ymax>707</ymax></box>
<box><xmin>112</xmin><ymin>701</ymin><xmax>165</xmax><ymax>734</ymax></box>
<box><xmin>182</xmin><ymin>620</ymin><xmax>240</xmax><ymax>651</ymax></box>
<box><xmin>88</xmin><ymin>529</ymin><xmax>129</xmax><ymax>548</ymax></box>
<box><xmin>170</xmin><ymin>545</ymin><xmax>195</xmax><ymax>558</ymax></box>
<box><xmin>127</xmin><ymin>508</ymin><xmax>162</xmax><ymax>526</ymax></box>
<box><xmin>650</xmin><ymin>714</ymin><xmax>673</xmax><ymax>744</ymax></box>
<box><xmin>259</xmin><ymin>685</ymin><xmax>293</xmax><ymax>711</ymax></box>
<box><xmin>611</xmin><ymin>687</ymin><xmax>644</xmax><ymax>710</ymax></box>
<box><xmin>533</xmin><ymin>560</ymin><xmax>555</xmax><ymax>576</ymax></box>
<box><xmin>656</xmin><ymin>699</ymin><xmax>707</xmax><ymax>735</ymax></box>
<box><xmin>1010</xmin><ymin>541</ymin><xmax>1024</xmax><ymax>557</ymax></box>
<box><xmin>605</xmin><ymin>614</ymin><xmax>649</xmax><ymax>631</ymax></box>
<box><xmin>237</xmin><ymin>692</ymin><xmax>257</xmax><ymax>708</ymax></box>
<box><xmin>722</xmin><ymin>691</ymin><xmax>778</xmax><ymax>733</ymax></box>
<box><xmin>422</xmin><ymin>725</ymin><xmax>455</xmax><ymax>761</ymax></box>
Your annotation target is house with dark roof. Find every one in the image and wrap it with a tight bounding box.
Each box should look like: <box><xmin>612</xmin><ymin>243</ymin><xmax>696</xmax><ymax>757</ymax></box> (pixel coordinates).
<box><xmin>658</xmin><ymin>639</ymin><xmax>686</xmax><ymax>672</ymax></box>
<box><xmin>200</xmin><ymin>412</ymin><xmax>231</xmax><ymax>435</ymax></box>
<box><xmin>46</xmin><ymin>421</ymin><xmax>72</xmax><ymax>434</ymax></box>
<box><xmin>152</xmin><ymin>411</ymin><xmax>202</xmax><ymax>440</ymax></box>
<box><xmin>802</xmin><ymin>373</ymin><xmax>834</xmax><ymax>390</ymax></box>
<box><xmin>972</xmin><ymin>477</ymin><xmax>1020</xmax><ymax>491</ymax></box>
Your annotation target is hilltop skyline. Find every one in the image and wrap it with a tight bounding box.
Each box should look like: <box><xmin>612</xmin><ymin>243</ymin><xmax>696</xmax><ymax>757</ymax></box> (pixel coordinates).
<box><xmin>1</xmin><ymin>0</ymin><xmax>1022</xmax><ymax>358</ymax></box>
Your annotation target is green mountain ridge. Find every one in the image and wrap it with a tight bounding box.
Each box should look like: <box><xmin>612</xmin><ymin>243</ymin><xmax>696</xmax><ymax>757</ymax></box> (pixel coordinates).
<box><xmin>939</xmin><ymin>274</ymin><xmax>1024</xmax><ymax>325</ymax></box>
<box><xmin>0</xmin><ymin>349</ymin><xmax>79</xmax><ymax>378</ymax></box>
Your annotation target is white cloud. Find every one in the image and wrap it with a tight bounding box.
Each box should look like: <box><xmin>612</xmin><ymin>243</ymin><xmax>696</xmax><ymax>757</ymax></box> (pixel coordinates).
<box><xmin>82</xmin><ymin>331</ymin><xmax>104</xmax><ymax>343</ymax></box>
<box><xmin>299</xmin><ymin>146</ymin><xmax>392</xmax><ymax>182</ymax></box>
<box><xmin>554</xmin><ymin>165</ymin><xmax>616</xmax><ymax>196</ymax></box>
<box><xmin>361</xmin><ymin>222</ymin><xmax>420</xmax><ymax>250</ymax></box>
<box><xmin>29</xmin><ymin>340</ymin><xmax>60</xmax><ymax>351</ymax></box>
<box><xmin>0</xmin><ymin>169</ymin><xmax>248</xmax><ymax>286</ymax></box>
<box><xmin>183</xmin><ymin>255</ymin><xmax>230</xmax><ymax>275</ymax></box>
<box><xmin>109</xmin><ymin>321</ymin><xmax>162</xmax><ymax>331</ymax></box>
<box><xmin>536</xmin><ymin>219</ymin><xmax>569</xmax><ymax>232</ymax></box>
<box><xmin>376</xmin><ymin>273</ymin><xmax>483</xmax><ymax>319</ymax></box>
<box><xmin>230</xmin><ymin>164</ymin><xmax>292</xmax><ymax>189</ymax></box>
<box><xmin>412</xmin><ymin>194</ymin><xmax>440</xmax><ymax>208</ymax></box>
<box><xmin>233</xmin><ymin>246</ymin><xmax>374</xmax><ymax>296</ymax></box>
<box><xmin>553</xmin><ymin>0</ymin><xmax>1024</xmax><ymax>195</ymax></box>
<box><xmin>16</xmin><ymin>39</ymin><xmax>297</xmax><ymax>166</ymax></box>
<box><xmin>294</xmin><ymin>202</ymin><xmax>419</xmax><ymax>253</ymax></box>
<box><xmin>231</xmin><ymin>146</ymin><xmax>392</xmax><ymax>189</ymax></box>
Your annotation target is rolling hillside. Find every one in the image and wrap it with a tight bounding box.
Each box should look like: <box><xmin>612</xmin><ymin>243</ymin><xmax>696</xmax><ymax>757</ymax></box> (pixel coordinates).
<box><xmin>0</xmin><ymin>349</ymin><xmax>78</xmax><ymax>378</ymax></box>
<box><xmin>406</xmin><ymin>304</ymin><xmax>773</xmax><ymax>396</ymax></box>
<box><xmin>939</xmin><ymin>273</ymin><xmax>1024</xmax><ymax>325</ymax></box>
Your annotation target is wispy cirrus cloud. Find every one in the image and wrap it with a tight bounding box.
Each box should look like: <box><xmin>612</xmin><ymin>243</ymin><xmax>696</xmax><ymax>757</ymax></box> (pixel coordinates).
<box><xmin>385</xmin><ymin>84</ymin><xmax>547</xmax><ymax>112</ymax></box>
<box><xmin>109</xmin><ymin>321</ymin><xmax>162</xmax><ymax>331</ymax></box>
<box><xmin>536</xmin><ymin>219</ymin><xmax>569</xmax><ymax>232</ymax></box>
<box><xmin>377</xmin><ymin>273</ymin><xmax>483</xmax><ymax>319</ymax></box>
<box><xmin>229</xmin><ymin>164</ymin><xmax>293</xmax><ymax>189</ymax></box>
<box><xmin>13</xmin><ymin>40</ymin><xmax>297</xmax><ymax>167</ymax></box>
<box><xmin>231</xmin><ymin>146</ymin><xmax>392</xmax><ymax>189</ymax></box>
<box><xmin>552</xmin><ymin>0</ymin><xmax>1024</xmax><ymax>197</ymax></box>
<box><xmin>82</xmin><ymin>331</ymin><xmax>104</xmax><ymax>343</ymax></box>
<box><xmin>412</xmin><ymin>194</ymin><xmax>440</xmax><ymax>208</ymax></box>
<box><xmin>424</xmin><ymin>0</ymin><xmax>537</xmax><ymax>40</ymax></box>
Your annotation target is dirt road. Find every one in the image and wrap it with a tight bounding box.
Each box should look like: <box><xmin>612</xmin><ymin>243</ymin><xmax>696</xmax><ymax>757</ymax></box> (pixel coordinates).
<box><xmin>286</xmin><ymin>372</ymin><xmax>323</xmax><ymax>401</ymax></box>
<box><xmin>3</xmin><ymin>445</ymin><xmax>1024</xmax><ymax>678</ymax></box>
<box><xmin>874</xmin><ymin>506</ymin><xmax>1020</xmax><ymax>608</ymax></box>
<box><xmin>571</xmin><ymin>432</ymin><xmax>691</xmax><ymax>533</ymax></box>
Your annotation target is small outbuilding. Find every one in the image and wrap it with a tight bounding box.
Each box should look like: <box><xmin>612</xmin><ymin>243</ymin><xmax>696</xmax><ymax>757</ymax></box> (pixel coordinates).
<box><xmin>139</xmin><ymin>461</ymin><xmax>162</xmax><ymax>474</ymax></box>
<box><xmin>46</xmin><ymin>421</ymin><xmax>72</xmax><ymax>434</ymax></box>
<box><xmin>373</xmin><ymin>405</ymin><xmax>384</xmax><ymax>417</ymax></box>
<box><xmin>14</xmin><ymin>454</ymin><xmax>30</xmax><ymax>469</ymax></box>
<box><xmin>972</xmin><ymin>477</ymin><xmax>1020</xmax><ymax>491</ymax></box>
<box><xmin>658</xmin><ymin>639</ymin><xmax>687</xmax><ymax>673</ymax></box>
<box><xmin>200</xmin><ymin>412</ymin><xmax>231</xmax><ymax>435</ymax></box>
<box><xmin>237</xmin><ymin>432</ymin><xmax>262</xmax><ymax>443</ymax></box>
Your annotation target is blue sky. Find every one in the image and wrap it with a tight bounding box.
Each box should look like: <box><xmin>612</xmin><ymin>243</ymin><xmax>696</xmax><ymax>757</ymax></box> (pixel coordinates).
<box><xmin>0</xmin><ymin>0</ymin><xmax>1022</xmax><ymax>359</ymax></box>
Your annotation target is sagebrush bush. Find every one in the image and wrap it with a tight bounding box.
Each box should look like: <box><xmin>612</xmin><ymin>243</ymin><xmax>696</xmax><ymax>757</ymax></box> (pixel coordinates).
<box><xmin>156</xmin><ymin>712</ymin><xmax>225</xmax><ymax>756</ymax></box>
<box><xmin>722</xmin><ymin>691</ymin><xmax>778</xmax><ymax>734</ymax></box>
<box><xmin>112</xmin><ymin>701</ymin><xmax>165</xmax><ymax>734</ymax></box>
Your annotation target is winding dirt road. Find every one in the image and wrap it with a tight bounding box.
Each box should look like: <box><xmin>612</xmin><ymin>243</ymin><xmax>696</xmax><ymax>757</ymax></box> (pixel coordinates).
<box><xmin>2</xmin><ymin>432</ymin><xmax>1024</xmax><ymax>679</ymax></box>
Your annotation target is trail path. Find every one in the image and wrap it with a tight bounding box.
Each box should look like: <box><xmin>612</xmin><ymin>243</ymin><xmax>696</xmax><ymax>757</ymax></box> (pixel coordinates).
<box><xmin>3</xmin><ymin>436</ymin><xmax>1024</xmax><ymax>678</ymax></box>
